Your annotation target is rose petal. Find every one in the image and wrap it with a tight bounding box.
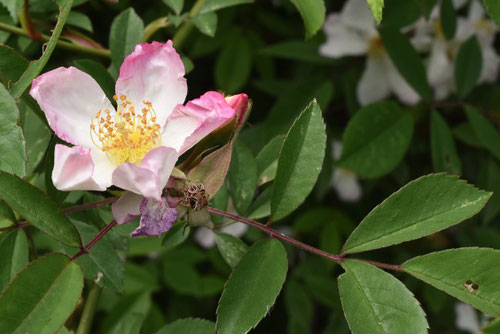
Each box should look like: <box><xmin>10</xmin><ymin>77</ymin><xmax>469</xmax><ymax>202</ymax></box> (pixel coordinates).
<box><xmin>131</xmin><ymin>197</ymin><xmax>177</xmax><ymax>237</ymax></box>
<box><xmin>52</xmin><ymin>144</ymin><xmax>112</xmax><ymax>191</ymax></box>
<box><xmin>30</xmin><ymin>67</ymin><xmax>115</xmax><ymax>147</ymax></box>
<box><xmin>115</xmin><ymin>41</ymin><xmax>187</xmax><ymax>127</ymax></box>
<box><xmin>225</xmin><ymin>93</ymin><xmax>249</xmax><ymax>130</ymax></box>
<box><xmin>112</xmin><ymin>192</ymin><xmax>143</xmax><ymax>225</ymax></box>
<box><xmin>162</xmin><ymin>91</ymin><xmax>236</xmax><ymax>155</ymax></box>
<box><xmin>112</xmin><ymin>146</ymin><xmax>178</xmax><ymax>201</ymax></box>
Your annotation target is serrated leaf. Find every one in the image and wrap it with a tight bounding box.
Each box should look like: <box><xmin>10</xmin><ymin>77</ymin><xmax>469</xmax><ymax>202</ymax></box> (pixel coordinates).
<box><xmin>215</xmin><ymin>37</ymin><xmax>252</xmax><ymax>93</ymax></box>
<box><xmin>102</xmin><ymin>292</ymin><xmax>151</xmax><ymax>332</ymax></box>
<box><xmin>162</xmin><ymin>0</ymin><xmax>184</xmax><ymax>15</ymax></box>
<box><xmin>10</xmin><ymin>0</ymin><xmax>73</xmax><ymax>99</ymax></box>
<box><xmin>65</xmin><ymin>11</ymin><xmax>93</xmax><ymax>32</ymax></box>
<box><xmin>339</xmin><ymin>260</ymin><xmax>428</xmax><ymax>334</ymax></box>
<box><xmin>342</xmin><ymin>174</ymin><xmax>491</xmax><ymax>254</ymax></box>
<box><xmin>367</xmin><ymin>0</ymin><xmax>384</xmax><ymax>23</ymax></box>
<box><xmin>256</xmin><ymin>135</ymin><xmax>285</xmax><ymax>186</ymax></box>
<box><xmin>0</xmin><ymin>0</ymin><xmax>22</xmax><ymax>23</ymax></box>
<box><xmin>200</xmin><ymin>0</ymin><xmax>253</xmax><ymax>14</ymax></box>
<box><xmin>379</xmin><ymin>27</ymin><xmax>432</xmax><ymax>101</ymax></box>
<box><xmin>161</xmin><ymin>221</ymin><xmax>190</xmax><ymax>248</ymax></box>
<box><xmin>215</xmin><ymin>232</ymin><xmax>248</xmax><ymax>268</ymax></box>
<box><xmin>271</xmin><ymin>100</ymin><xmax>326</xmax><ymax>221</ymax></box>
<box><xmin>483</xmin><ymin>0</ymin><xmax>500</xmax><ymax>29</ymax></box>
<box><xmin>402</xmin><ymin>248</ymin><xmax>500</xmax><ymax>316</ymax></box>
<box><xmin>191</xmin><ymin>12</ymin><xmax>218</xmax><ymax>37</ymax></box>
<box><xmin>455</xmin><ymin>36</ymin><xmax>482</xmax><ymax>98</ymax></box>
<box><xmin>217</xmin><ymin>239</ymin><xmax>288</xmax><ymax>334</ymax></box>
<box><xmin>109</xmin><ymin>8</ymin><xmax>144</xmax><ymax>71</ymax></box>
<box><xmin>229</xmin><ymin>141</ymin><xmax>257</xmax><ymax>215</ymax></box>
<box><xmin>465</xmin><ymin>105</ymin><xmax>500</xmax><ymax>160</ymax></box>
<box><xmin>290</xmin><ymin>0</ymin><xmax>326</xmax><ymax>39</ymax></box>
<box><xmin>155</xmin><ymin>318</ymin><xmax>215</xmax><ymax>334</ymax></box>
<box><xmin>337</xmin><ymin>101</ymin><xmax>413</xmax><ymax>179</ymax></box>
<box><xmin>0</xmin><ymin>253</ymin><xmax>83</xmax><ymax>334</ymax></box>
<box><xmin>0</xmin><ymin>172</ymin><xmax>82</xmax><ymax>248</ymax></box>
<box><xmin>0</xmin><ymin>84</ymin><xmax>26</xmax><ymax>177</ymax></box>
<box><xmin>0</xmin><ymin>230</ymin><xmax>28</xmax><ymax>292</ymax></box>
<box><xmin>430</xmin><ymin>111</ymin><xmax>461</xmax><ymax>174</ymax></box>
<box><xmin>440</xmin><ymin>0</ymin><xmax>456</xmax><ymax>39</ymax></box>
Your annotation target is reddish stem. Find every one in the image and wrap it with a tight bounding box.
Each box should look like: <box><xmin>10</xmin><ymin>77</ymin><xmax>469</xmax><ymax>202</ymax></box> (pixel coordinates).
<box><xmin>207</xmin><ymin>207</ymin><xmax>403</xmax><ymax>272</ymax></box>
<box><xmin>71</xmin><ymin>220</ymin><xmax>117</xmax><ymax>261</ymax></box>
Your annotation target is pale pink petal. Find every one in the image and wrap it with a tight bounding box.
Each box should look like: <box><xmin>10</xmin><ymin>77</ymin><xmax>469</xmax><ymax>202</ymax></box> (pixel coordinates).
<box><xmin>112</xmin><ymin>146</ymin><xmax>178</xmax><ymax>201</ymax></box>
<box><xmin>130</xmin><ymin>197</ymin><xmax>177</xmax><ymax>237</ymax></box>
<box><xmin>115</xmin><ymin>41</ymin><xmax>187</xmax><ymax>127</ymax></box>
<box><xmin>225</xmin><ymin>93</ymin><xmax>250</xmax><ymax>129</ymax></box>
<box><xmin>357</xmin><ymin>56</ymin><xmax>391</xmax><ymax>106</ymax></box>
<box><xmin>320</xmin><ymin>14</ymin><xmax>368</xmax><ymax>58</ymax></box>
<box><xmin>112</xmin><ymin>192</ymin><xmax>143</xmax><ymax>225</ymax></box>
<box><xmin>162</xmin><ymin>91</ymin><xmax>236</xmax><ymax>155</ymax></box>
<box><xmin>30</xmin><ymin>67</ymin><xmax>115</xmax><ymax>147</ymax></box>
<box><xmin>52</xmin><ymin>144</ymin><xmax>112</xmax><ymax>191</ymax></box>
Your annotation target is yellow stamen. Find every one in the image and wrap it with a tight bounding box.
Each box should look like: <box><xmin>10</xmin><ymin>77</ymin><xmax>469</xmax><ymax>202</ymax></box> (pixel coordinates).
<box><xmin>90</xmin><ymin>96</ymin><xmax>161</xmax><ymax>165</ymax></box>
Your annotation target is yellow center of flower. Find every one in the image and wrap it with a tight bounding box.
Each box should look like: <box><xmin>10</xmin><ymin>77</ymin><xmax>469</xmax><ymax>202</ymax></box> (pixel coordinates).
<box><xmin>90</xmin><ymin>94</ymin><xmax>161</xmax><ymax>165</ymax></box>
<box><xmin>368</xmin><ymin>35</ymin><xmax>385</xmax><ymax>56</ymax></box>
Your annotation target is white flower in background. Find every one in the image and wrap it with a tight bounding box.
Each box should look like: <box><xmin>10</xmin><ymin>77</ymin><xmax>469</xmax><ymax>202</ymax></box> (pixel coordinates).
<box><xmin>414</xmin><ymin>0</ymin><xmax>499</xmax><ymax>100</ymax></box>
<box><xmin>455</xmin><ymin>303</ymin><xmax>480</xmax><ymax>333</ymax></box>
<box><xmin>331</xmin><ymin>140</ymin><xmax>362</xmax><ymax>202</ymax></box>
<box><xmin>194</xmin><ymin>222</ymin><xmax>248</xmax><ymax>249</ymax></box>
<box><xmin>319</xmin><ymin>0</ymin><xmax>420</xmax><ymax>106</ymax></box>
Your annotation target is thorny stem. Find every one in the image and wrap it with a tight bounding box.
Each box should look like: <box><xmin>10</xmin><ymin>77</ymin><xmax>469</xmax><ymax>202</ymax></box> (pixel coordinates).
<box><xmin>71</xmin><ymin>220</ymin><xmax>117</xmax><ymax>261</ymax></box>
<box><xmin>0</xmin><ymin>22</ymin><xmax>111</xmax><ymax>59</ymax></box>
<box><xmin>0</xmin><ymin>197</ymin><xmax>118</xmax><ymax>232</ymax></box>
<box><xmin>76</xmin><ymin>282</ymin><xmax>102</xmax><ymax>334</ymax></box>
<box><xmin>207</xmin><ymin>207</ymin><xmax>403</xmax><ymax>272</ymax></box>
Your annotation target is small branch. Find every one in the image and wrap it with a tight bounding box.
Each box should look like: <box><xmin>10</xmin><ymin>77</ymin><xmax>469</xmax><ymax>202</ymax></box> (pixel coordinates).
<box><xmin>172</xmin><ymin>0</ymin><xmax>207</xmax><ymax>50</ymax></box>
<box><xmin>76</xmin><ymin>282</ymin><xmax>102</xmax><ymax>334</ymax></box>
<box><xmin>207</xmin><ymin>207</ymin><xmax>403</xmax><ymax>272</ymax></box>
<box><xmin>71</xmin><ymin>220</ymin><xmax>117</xmax><ymax>261</ymax></box>
<box><xmin>0</xmin><ymin>21</ymin><xmax>110</xmax><ymax>59</ymax></box>
<box><xmin>0</xmin><ymin>197</ymin><xmax>119</xmax><ymax>232</ymax></box>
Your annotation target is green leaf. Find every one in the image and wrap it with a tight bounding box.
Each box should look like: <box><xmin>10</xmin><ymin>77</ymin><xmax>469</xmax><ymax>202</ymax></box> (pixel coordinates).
<box><xmin>0</xmin><ymin>253</ymin><xmax>84</xmax><ymax>334</ymax></box>
<box><xmin>64</xmin><ymin>220</ymin><xmax>124</xmax><ymax>291</ymax></box>
<box><xmin>0</xmin><ymin>230</ymin><xmax>28</xmax><ymax>292</ymax></box>
<box><xmin>483</xmin><ymin>317</ymin><xmax>500</xmax><ymax>334</ymax></box>
<box><xmin>342</xmin><ymin>174</ymin><xmax>491</xmax><ymax>254</ymax></box>
<box><xmin>339</xmin><ymin>260</ymin><xmax>428</xmax><ymax>334</ymax></box>
<box><xmin>337</xmin><ymin>101</ymin><xmax>413</xmax><ymax>179</ymax></box>
<box><xmin>215</xmin><ymin>232</ymin><xmax>249</xmax><ymax>268</ymax></box>
<box><xmin>191</xmin><ymin>12</ymin><xmax>218</xmax><ymax>37</ymax></box>
<box><xmin>290</xmin><ymin>0</ymin><xmax>326</xmax><ymax>39</ymax></box>
<box><xmin>65</xmin><ymin>11</ymin><xmax>93</xmax><ymax>32</ymax></box>
<box><xmin>380</xmin><ymin>0</ymin><xmax>420</xmax><ymax>29</ymax></box>
<box><xmin>0</xmin><ymin>201</ymin><xmax>15</xmax><ymax>222</ymax></box>
<box><xmin>156</xmin><ymin>318</ymin><xmax>215</xmax><ymax>334</ymax></box>
<box><xmin>402</xmin><ymin>248</ymin><xmax>500</xmax><ymax>316</ymax></box>
<box><xmin>229</xmin><ymin>141</ymin><xmax>257</xmax><ymax>215</ymax></box>
<box><xmin>102</xmin><ymin>292</ymin><xmax>151</xmax><ymax>332</ymax></box>
<box><xmin>19</xmin><ymin>102</ymin><xmax>50</xmax><ymax>176</ymax></box>
<box><xmin>455</xmin><ymin>36</ymin><xmax>482</xmax><ymax>98</ymax></box>
<box><xmin>162</xmin><ymin>0</ymin><xmax>184</xmax><ymax>15</ymax></box>
<box><xmin>465</xmin><ymin>105</ymin><xmax>500</xmax><ymax>160</ymax></box>
<box><xmin>413</xmin><ymin>0</ymin><xmax>436</xmax><ymax>18</ymax></box>
<box><xmin>483</xmin><ymin>0</ymin><xmax>500</xmax><ymax>29</ymax></box>
<box><xmin>0</xmin><ymin>0</ymin><xmax>22</xmax><ymax>23</ymax></box>
<box><xmin>0</xmin><ymin>84</ymin><xmax>27</xmax><ymax>177</ymax></box>
<box><xmin>440</xmin><ymin>0</ymin><xmax>456</xmax><ymax>39</ymax></box>
<box><xmin>259</xmin><ymin>40</ymin><xmax>334</xmax><ymax>63</ymax></box>
<box><xmin>109</xmin><ymin>8</ymin><xmax>144</xmax><ymax>71</ymax></box>
<box><xmin>10</xmin><ymin>0</ymin><xmax>73</xmax><ymax>99</ymax></box>
<box><xmin>247</xmin><ymin>186</ymin><xmax>272</xmax><ymax>219</ymax></box>
<box><xmin>181</xmin><ymin>55</ymin><xmax>194</xmax><ymax>74</ymax></box>
<box><xmin>430</xmin><ymin>111</ymin><xmax>461</xmax><ymax>174</ymax></box>
<box><xmin>0</xmin><ymin>172</ymin><xmax>82</xmax><ymax>248</ymax></box>
<box><xmin>188</xmin><ymin>141</ymin><xmax>233</xmax><ymax>199</ymax></box>
<box><xmin>217</xmin><ymin>239</ymin><xmax>288</xmax><ymax>334</ymax></box>
<box><xmin>379</xmin><ymin>27</ymin><xmax>432</xmax><ymax>101</ymax></box>
<box><xmin>367</xmin><ymin>0</ymin><xmax>384</xmax><ymax>23</ymax></box>
<box><xmin>215</xmin><ymin>37</ymin><xmax>252</xmax><ymax>93</ymax></box>
<box><xmin>161</xmin><ymin>222</ymin><xmax>190</xmax><ymax>248</ymax></box>
<box><xmin>284</xmin><ymin>280</ymin><xmax>313</xmax><ymax>334</ymax></box>
<box><xmin>0</xmin><ymin>45</ymin><xmax>28</xmax><ymax>85</ymax></box>
<box><xmin>200</xmin><ymin>0</ymin><xmax>253</xmax><ymax>14</ymax></box>
<box><xmin>256</xmin><ymin>135</ymin><xmax>285</xmax><ymax>186</ymax></box>
<box><xmin>271</xmin><ymin>100</ymin><xmax>326</xmax><ymax>221</ymax></box>
<box><xmin>109</xmin><ymin>313</ymin><xmax>144</xmax><ymax>334</ymax></box>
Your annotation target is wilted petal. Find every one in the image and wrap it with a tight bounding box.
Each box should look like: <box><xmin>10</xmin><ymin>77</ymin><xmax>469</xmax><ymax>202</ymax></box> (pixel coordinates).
<box><xmin>131</xmin><ymin>197</ymin><xmax>177</xmax><ymax>237</ymax></box>
<box><xmin>112</xmin><ymin>192</ymin><xmax>143</xmax><ymax>225</ymax></box>
<box><xmin>357</xmin><ymin>56</ymin><xmax>391</xmax><ymax>105</ymax></box>
<box><xmin>332</xmin><ymin>168</ymin><xmax>362</xmax><ymax>202</ymax></box>
<box><xmin>112</xmin><ymin>146</ymin><xmax>178</xmax><ymax>201</ymax></box>
<box><xmin>115</xmin><ymin>41</ymin><xmax>187</xmax><ymax>127</ymax></box>
<box><xmin>30</xmin><ymin>67</ymin><xmax>115</xmax><ymax>147</ymax></box>
<box><xmin>52</xmin><ymin>144</ymin><xmax>112</xmax><ymax>191</ymax></box>
<box><xmin>162</xmin><ymin>91</ymin><xmax>236</xmax><ymax>155</ymax></box>
<box><xmin>320</xmin><ymin>14</ymin><xmax>368</xmax><ymax>58</ymax></box>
